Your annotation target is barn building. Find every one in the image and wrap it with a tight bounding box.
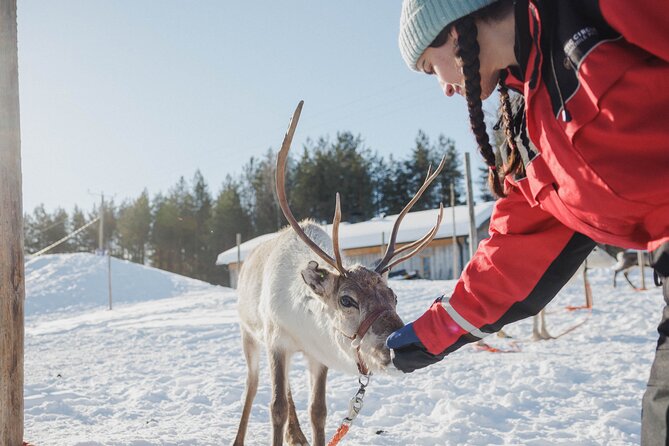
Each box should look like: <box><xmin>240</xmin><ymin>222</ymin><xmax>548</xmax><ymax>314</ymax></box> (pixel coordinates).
<box><xmin>216</xmin><ymin>202</ymin><xmax>495</xmax><ymax>288</ymax></box>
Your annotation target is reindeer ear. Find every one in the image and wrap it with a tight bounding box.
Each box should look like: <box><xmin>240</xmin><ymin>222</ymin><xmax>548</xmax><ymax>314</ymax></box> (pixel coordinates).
<box><xmin>301</xmin><ymin>261</ymin><xmax>337</xmax><ymax>298</ymax></box>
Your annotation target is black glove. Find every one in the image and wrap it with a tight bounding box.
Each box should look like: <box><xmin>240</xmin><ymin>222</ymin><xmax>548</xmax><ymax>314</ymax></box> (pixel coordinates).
<box><xmin>386</xmin><ymin>322</ymin><xmax>447</xmax><ymax>373</ymax></box>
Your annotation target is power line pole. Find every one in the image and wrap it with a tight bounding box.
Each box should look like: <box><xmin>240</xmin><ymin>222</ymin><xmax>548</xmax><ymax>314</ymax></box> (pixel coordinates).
<box><xmin>0</xmin><ymin>0</ymin><xmax>24</xmax><ymax>443</ymax></box>
<box><xmin>89</xmin><ymin>191</ymin><xmax>112</xmax><ymax>308</ymax></box>
<box><xmin>108</xmin><ymin>251</ymin><xmax>113</xmax><ymax>310</ymax></box>
<box><xmin>98</xmin><ymin>193</ymin><xmax>105</xmax><ymax>253</ymax></box>
<box><xmin>450</xmin><ymin>181</ymin><xmax>459</xmax><ymax>280</ymax></box>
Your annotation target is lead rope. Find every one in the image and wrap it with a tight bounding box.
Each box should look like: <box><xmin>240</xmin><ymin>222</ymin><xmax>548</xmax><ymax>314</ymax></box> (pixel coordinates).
<box><xmin>327</xmin><ymin>374</ymin><xmax>370</xmax><ymax>446</ymax></box>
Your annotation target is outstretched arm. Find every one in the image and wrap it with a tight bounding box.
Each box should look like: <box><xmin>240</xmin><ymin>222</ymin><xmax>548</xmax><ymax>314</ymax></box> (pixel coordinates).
<box><xmin>388</xmin><ymin>184</ymin><xmax>595</xmax><ymax>372</ymax></box>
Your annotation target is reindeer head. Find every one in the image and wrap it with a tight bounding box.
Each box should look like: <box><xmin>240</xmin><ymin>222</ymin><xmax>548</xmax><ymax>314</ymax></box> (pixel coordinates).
<box><xmin>298</xmin><ymin>259</ymin><xmax>402</xmax><ymax>374</ymax></box>
<box><xmin>276</xmin><ymin>101</ymin><xmax>444</xmax><ymax>375</ymax></box>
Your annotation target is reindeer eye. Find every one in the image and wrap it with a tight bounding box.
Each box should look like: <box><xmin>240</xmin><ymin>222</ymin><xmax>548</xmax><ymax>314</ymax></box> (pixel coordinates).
<box><xmin>339</xmin><ymin>295</ymin><xmax>358</xmax><ymax>309</ymax></box>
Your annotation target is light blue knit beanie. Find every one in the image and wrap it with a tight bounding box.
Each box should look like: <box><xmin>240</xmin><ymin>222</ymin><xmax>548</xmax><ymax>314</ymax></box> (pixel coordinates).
<box><xmin>399</xmin><ymin>0</ymin><xmax>499</xmax><ymax>71</ymax></box>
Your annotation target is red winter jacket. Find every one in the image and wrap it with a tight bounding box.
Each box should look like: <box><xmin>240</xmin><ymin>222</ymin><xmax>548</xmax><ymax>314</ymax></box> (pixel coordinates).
<box><xmin>413</xmin><ymin>0</ymin><xmax>669</xmax><ymax>357</ymax></box>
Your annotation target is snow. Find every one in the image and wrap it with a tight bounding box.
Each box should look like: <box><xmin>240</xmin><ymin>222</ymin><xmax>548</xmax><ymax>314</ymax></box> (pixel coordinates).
<box><xmin>24</xmin><ymin>253</ymin><xmax>663</xmax><ymax>445</ymax></box>
<box><xmin>25</xmin><ymin>253</ymin><xmax>213</xmax><ymax>316</ymax></box>
<box><xmin>216</xmin><ymin>202</ymin><xmax>495</xmax><ymax>266</ymax></box>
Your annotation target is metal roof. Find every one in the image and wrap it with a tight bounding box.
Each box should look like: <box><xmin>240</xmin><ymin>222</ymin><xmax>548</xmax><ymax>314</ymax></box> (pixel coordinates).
<box><xmin>216</xmin><ymin>201</ymin><xmax>495</xmax><ymax>266</ymax></box>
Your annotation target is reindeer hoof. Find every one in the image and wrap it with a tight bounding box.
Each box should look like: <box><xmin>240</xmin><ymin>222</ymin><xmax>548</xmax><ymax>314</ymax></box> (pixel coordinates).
<box><xmin>531</xmin><ymin>332</ymin><xmax>554</xmax><ymax>341</ymax></box>
<box><xmin>496</xmin><ymin>330</ymin><xmax>512</xmax><ymax>339</ymax></box>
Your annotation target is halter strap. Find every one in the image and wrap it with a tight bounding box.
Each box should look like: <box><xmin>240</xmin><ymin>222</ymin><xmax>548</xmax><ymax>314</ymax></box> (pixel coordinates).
<box><xmin>350</xmin><ymin>307</ymin><xmax>388</xmax><ymax>375</ymax></box>
<box><xmin>354</xmin><ymin>308</ymin><xmax>387</xmax><ymax>343</ymax></box>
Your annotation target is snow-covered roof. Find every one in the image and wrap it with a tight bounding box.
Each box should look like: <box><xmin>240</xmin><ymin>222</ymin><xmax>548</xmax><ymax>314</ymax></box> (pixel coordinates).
<box><xmin>216</xmin><ymin>201</ymin><xmax>495</xmax><ymax>266</ymax></box>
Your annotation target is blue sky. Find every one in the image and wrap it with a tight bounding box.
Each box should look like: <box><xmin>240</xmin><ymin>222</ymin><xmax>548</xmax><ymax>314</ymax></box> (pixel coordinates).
<box><xmin>18</xmin><ymin>1</ymin><xmax>493</xmax><ymax>214</ymax></box>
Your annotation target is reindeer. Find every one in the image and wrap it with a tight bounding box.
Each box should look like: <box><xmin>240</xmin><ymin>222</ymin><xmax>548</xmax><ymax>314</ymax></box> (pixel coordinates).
<box><xmin>530</xmin><ymin>244</ymin><xmax>618</xmax><ymax>340</ymax></box>
<box><xmin>613</xmin><ymin>249</ymin><xmax>651</xmax><ymax>289</ymax></box>
<box><xmin>233</xmin><ymin>101</ymin><xmax>445</xmax><ymax>446</ymax></box>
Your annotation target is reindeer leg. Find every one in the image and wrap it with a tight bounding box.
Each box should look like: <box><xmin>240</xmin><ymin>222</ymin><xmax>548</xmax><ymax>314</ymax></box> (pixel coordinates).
<box><xmin>269</xmin><ymin>347</ymin><xmax>289</xmax><ymax>446</ymax></box>
<box><xmin>308</xmin><ymin>359</ymin><xmax>328</xmax><ymax>446</ymax></box>
<box><xmin>539</xmin><ymin>309</ymin><xmax>553</xmax><ymax>340</ymax></box>
<box><xmin>624</xmin><ymin>271</ymin><xmax>637</xmax><ymax>290</ymax></box>
<box><xmin>233</xmin><ymin>329</ymin><xmax>261</xmax><ymax>446</ymax></box>
<box><xmin>285</xmin><ymin>384</ymin><xmax>309</xmax><ymax>446</ymax></box>
<box><xmin>531</xmin><ymin>314</ymin><xmax>541</xmax><ymax>341</ymax></box>
<box><xmin>531</xmin><ymin>310</ymin><xmax>552</xmax><ymax>340</ymax></box>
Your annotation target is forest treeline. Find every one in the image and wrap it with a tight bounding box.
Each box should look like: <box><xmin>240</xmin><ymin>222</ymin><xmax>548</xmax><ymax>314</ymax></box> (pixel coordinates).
<box><xmin>24</xmin><ymin>130</ymin><xmax>494</xmax><ymax>285</ymax></box>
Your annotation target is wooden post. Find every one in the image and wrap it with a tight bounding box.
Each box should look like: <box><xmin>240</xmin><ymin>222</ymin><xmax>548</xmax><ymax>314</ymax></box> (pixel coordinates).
<box><xmin>235</xmin><ymin>233</ymin><xmax>242</xmax><ymax>288</ymax></box>
<box><xmin>98</xmin><ymin>193</ymin><xmax>105</xmax><ymax>253</ymax></box>
<box><xmin>0</xmin><ymin>0</ymin><xmax>24</xmax><ymax>443</ymax></box>
<box><xmin>464</xmin><ymin>153</ymin><xmax>477</xmax><ymax>259</ymax></box>
<box><xmin>108</xmin><ymin>250</ymin><xmax>113</xmax><ymax>310</ymax></box>
<box><xmin>380</xmin><ymin>231</ymin><xmax>385</xmax><ymax>257</ymax></box>
<box><xmin>450</xmin><ymin>181</ymin><xmax>459</xmax><ymax>280</ymax></box>
<box><xmin>583</xmin><ymin>258</ymin><xmax>593</xmax><ymax>309</ymax></box>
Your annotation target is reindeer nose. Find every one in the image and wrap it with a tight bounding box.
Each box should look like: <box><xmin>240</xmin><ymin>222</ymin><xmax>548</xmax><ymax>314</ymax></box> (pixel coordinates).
<box><xmin>386</xmin><ymin>312</ymin><xmax>404</xmax><ymax>333</ymax></box>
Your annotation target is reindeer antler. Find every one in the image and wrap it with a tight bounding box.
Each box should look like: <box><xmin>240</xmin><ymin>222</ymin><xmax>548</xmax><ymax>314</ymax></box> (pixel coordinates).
<box><xmin>275</xmin><ymin>101</ymin><xmax>348</xmax><ymax>276</ymax></box>
<box><xmin>375</xmin><ymin>157</ymin><xmax>447</xmax><ymax>274</ymax></box>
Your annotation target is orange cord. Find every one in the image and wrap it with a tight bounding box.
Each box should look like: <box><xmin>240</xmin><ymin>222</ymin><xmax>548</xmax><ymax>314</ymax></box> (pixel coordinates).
<box><xmin>327</xmin><ymin>424</ymin><xmax>350</xmax><ymax>446</ymax></box>
<box><xmin>473</xmin><ymin>341</ymin><xmax>521</xmax><ymax>353</ymax></box>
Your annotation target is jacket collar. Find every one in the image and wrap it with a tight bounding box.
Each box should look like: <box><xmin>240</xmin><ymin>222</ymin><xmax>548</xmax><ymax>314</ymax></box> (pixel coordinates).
<box><xmin>512</xmin><ymin>0</ymin><xmax>531</xmax><ymax>83</ymax></box>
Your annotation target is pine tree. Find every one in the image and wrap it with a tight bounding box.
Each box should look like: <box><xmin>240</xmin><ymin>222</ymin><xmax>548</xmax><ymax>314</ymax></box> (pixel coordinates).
<box><xmin>191</xmin><ymin>171</ymin><xmax>215</xmax><ymax>282</ymax></box>
<box><xmin>329</xmin><ymin>132</ymin><xmax>375</xmax><ymax>223</ymax></box>
<box><xmin>382</xmin><ymin>131</ymin><xmax>463</xmax><ymax>214</ymax></box>
<box><xmin>24</xmin><ymin>205</ymin><xmax>70</xmax><ymax>254</ymax></box>
<box><xmin>291</xmin><ymin>132</ymin><xmax>375</xmax><ymax>224</ymax></box>
<box><xmin>478</xmin><ymin>166</ymin><xmax>496</xmax><ymax>202</ymax></box>
<box><xmin>378</xmin><ymin>154</ymin><xmax>412</xmax><ymax>215</ymax></box>
<box><xmin>150</xmin><ymin>192</ymin><xmax>180</xmax><ymax>273</ymax></box>
<box><xmin>209</xmin><ymin>176</ymin><xmax>253</xmax><ymax>285</ymax></box>
<box><xmin>117</xmin><ymin>190</ymin><xmax>151</xmax><ymax>263</ymax></box>
<box><xmin>173</xmin><ymin>177</ymin><xmax>197</xmax><ymax>276</ymax></box>
<box><xmin>368</xmin><ymin>152</ymin><xmax>390</xmax><ymax>217</ymax></box>
<box><xmin>242</xmin><ymin>149</ymin><xmax>283</xmax><ymax>236</ymax></box>
<box><xmin>23</xmin><ymin>210</ymin><xmax>38</xmax><ymax>254</ymax></box>
<box><xmin>432</xmin><ymin>134</ymin><xmax>464</xmax><ymax>206</ymax></box>
<box><xmin>69</xmin><ymin>206</ymin><xmax>95</xmax><ymax>252</ymax></box>
<box><xmin>101</xmin><ymin>200</ymin><xmax>119</xmax><ymax>255</ymax></box>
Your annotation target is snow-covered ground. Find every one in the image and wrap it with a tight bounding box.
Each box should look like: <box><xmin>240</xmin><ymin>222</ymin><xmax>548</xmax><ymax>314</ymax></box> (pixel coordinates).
<box><xmin>24</xmin><ymin>253</ymin><xmax>663</xmax><ymax>445</ymax></box>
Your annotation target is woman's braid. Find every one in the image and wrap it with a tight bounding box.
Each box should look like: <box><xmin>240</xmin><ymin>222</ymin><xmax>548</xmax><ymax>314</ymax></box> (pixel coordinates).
<box><xmin>453</xmin><ymin>16</ymin><xmax>505</xmax><ymax>197</ymax></box>
<box><xmin>498</xmin><ymin>82</ymin><xmax>523</xmax><ymax>176</ymax></box>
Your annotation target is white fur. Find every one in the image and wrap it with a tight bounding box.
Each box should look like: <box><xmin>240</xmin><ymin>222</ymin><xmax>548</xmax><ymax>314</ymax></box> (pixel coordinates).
<box><xmin>238</xmin><ymin>221</ymin><xmax>361</xmax><ymax>375</ymax></box>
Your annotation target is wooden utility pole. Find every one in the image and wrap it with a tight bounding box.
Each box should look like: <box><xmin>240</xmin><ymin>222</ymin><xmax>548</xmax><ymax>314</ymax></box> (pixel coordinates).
<box><xmin>638</xmin><ymin>251</ymin><xmax>647</xmax><ymax>291</ymax></box>
<box><xmin>98</xmin><ymin>193</ymin><xmax>105</xmax><ymax>253</ymax></box>
<box><xmin>107</xmin><ymin>250</ymin><xmax>113</xmax><ymax>310</ymax></box>
<box><xmin>0</xmin><ymin>0</ymin><xmax>24</xmax><ymax>443</ymax></box>
<box><xmin>235</xmin><ymin>233</ymin><xmax>242</xmax><ymax>288</ymax></box>
<box><xmin>464</xmin><ymin>153</ymin><xmax>477</xmax><ymax>259</ymax></box>
<box><xmin>450</xmin><ymin>181</ymin><xmax>459</xmax><ymax>279</ymax></box>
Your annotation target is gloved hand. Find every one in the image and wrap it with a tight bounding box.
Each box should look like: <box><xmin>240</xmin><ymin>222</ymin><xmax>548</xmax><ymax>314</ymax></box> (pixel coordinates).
<box><xmin>386</xmin><ymin>322</ymin><xmax>446</xmax><ymax>373</ymax></box>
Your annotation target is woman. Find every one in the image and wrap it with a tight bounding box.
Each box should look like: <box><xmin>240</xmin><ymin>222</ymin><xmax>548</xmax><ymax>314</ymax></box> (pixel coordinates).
<box><xmin>386</xmin><ymin>0</ymin><xmax>669</xmax><ymax>443</ymax></box>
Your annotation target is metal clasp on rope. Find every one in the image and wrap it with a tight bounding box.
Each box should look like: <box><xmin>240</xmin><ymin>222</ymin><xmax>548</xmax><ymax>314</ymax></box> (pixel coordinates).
<box><xmin>327</xmin><ymin>374</ymin><xmax>371</xmax><ymax>446</ymax></box>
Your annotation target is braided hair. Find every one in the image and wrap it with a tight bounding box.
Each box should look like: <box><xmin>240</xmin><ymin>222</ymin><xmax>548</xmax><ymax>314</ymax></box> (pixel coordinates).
<box><xmin>498</xmin><ymin>82</ymin><xmax>524</xmax><ymax>178</ymax></box>
<box><xmin>453</xmin><ymin>16</ymin><xmax>505</xmax><ymax>197</ymax></box>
